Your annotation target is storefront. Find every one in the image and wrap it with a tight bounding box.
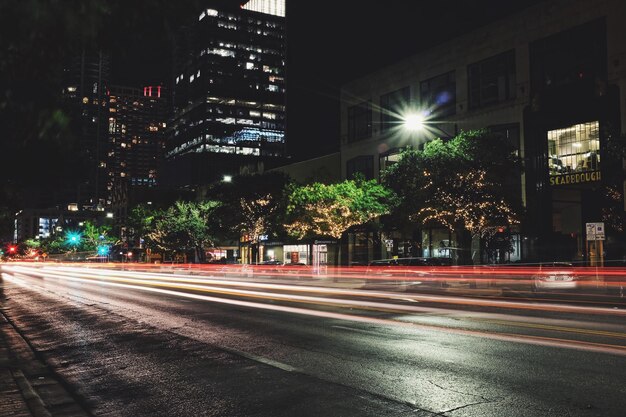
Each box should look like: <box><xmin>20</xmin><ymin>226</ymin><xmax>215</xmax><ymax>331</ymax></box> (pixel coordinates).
<box><xmin>283</xmin><ymin>244</ymin><xmax>309</xmax><ymax>264</ymax></box>
<box><xmin>261</xmin><ymin>241</ymin><xmax>284</xmax><ymax>263</ymax></box>
<box><xmin>546</xmin><ymin>121</ymin><xmax>601</xmax><ymax>261</ymax></box>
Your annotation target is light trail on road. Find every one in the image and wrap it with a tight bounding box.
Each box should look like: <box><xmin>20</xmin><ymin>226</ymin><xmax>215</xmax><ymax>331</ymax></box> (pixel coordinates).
<box><xmin>8</xmin><ymin>264</ymin><xmax>626</xmax><ymax>317</ymax></box>
<box><xmin>3</xmin><ymin>264</ymin><xmax>626</xmax><ymax>357</ymax></box>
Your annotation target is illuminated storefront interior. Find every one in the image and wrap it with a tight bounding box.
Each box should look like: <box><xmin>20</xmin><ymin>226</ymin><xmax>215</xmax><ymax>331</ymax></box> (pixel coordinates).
<box><xmin>548</xmin><ymin>121</ymin><xmax>600</xmax><ymax>178</ymax></box>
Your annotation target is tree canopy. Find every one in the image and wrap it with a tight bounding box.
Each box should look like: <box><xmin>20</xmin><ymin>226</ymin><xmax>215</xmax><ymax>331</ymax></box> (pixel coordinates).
<box><xmin>146</xmin><ymin>200</ymin><xmax>219</xmax><ymax>262</ymax></box>
<box><xmin>382</xmin><ymin>130</ymin><xmax>522</xmax><ymax>263</ymax></box>
<box><xmin>285</xmin><ymin>177</ymin><xmax>397</xmax><ymax>240</ymax></box>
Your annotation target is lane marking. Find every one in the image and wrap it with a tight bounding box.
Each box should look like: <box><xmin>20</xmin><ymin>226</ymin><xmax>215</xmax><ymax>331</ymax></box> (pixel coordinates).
<box><xmin>331</xmin><ymin>325</ymin><xmax>384</xmax><ymax>336</ymax></box>
<box><xmin>467</xmin><ymin>317</ymin><xmax>626</xmax><ymax>340</ymax></box>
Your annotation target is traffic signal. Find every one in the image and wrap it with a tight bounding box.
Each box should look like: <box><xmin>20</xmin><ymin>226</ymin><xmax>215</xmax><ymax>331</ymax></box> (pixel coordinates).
<box><xmin>8</xmin><ymin>245</ymin><xmax>17</xmax><ymax>254</ymax></box>
<box><xmin>66</xmin><ymin>231</ymin><xmax>82</xmax><ymax>246</ymax></box>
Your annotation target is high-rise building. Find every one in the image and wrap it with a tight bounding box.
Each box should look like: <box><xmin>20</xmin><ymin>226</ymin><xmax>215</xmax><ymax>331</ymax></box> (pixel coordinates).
<box><xmin>107</xmin><ymin>85</ymin><xmax>168</xmax><ymax>195</ymax></box>
<box><xmin>107</xmin><ymin>85</ymin><xmax>168</xmax><ymax>233</ymax></box>
<box><xmin>62</xmin><ymin>49</ymin><xmax>111</xmax><ymax>208</ymax></box>
<box><xmin>165</xmin><ymin>0</ymin><xmax>286</xmax><ymax>187</ymax></box>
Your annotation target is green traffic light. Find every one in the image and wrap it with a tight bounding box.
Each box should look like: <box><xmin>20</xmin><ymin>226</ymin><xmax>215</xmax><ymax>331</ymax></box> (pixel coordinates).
<box><xmin>66</xmin><ymin>231</ymin><xmax>82</xmax><ymax>246</ymax></box>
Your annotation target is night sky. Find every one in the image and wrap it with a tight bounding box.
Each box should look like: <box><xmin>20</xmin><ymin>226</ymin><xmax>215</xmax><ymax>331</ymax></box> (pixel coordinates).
<box><xmin>108</xmin><ymin>1</ymin><xmax>546</xmax><ymax>161</ymax></box>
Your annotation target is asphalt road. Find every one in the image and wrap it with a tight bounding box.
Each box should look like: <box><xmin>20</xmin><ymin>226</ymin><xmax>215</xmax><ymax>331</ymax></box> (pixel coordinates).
<box><xmin>1</xmin><ymin>264</ymin><xmax>626</xmax><ymax>417</ymax></box>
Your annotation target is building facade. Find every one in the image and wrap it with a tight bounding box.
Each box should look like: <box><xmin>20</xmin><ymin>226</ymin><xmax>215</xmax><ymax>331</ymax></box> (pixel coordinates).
<box><xmin>107</xmin><ymin>85</ymin><xmax>169</xmax><ymax>236</ymax></box>
<box><xmin>62</xmin><ymin>49</ymin><xmax>111</xmax><ymax>209</ymax></box>
<box><xmin>340</xmin><ymin>0</ymin><xmax>626</xmax><ymax>265</ymax></box>
<box><xmin>165</xmin><ymin>0</ymin><xmax>286</xmax><ymax>187</ymax></box>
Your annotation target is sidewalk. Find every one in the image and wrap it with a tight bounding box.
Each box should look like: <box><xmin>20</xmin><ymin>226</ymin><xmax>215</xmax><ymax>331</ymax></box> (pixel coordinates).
<box><xmin>0</xmin><ymin>311</ymin><xmax>90</xmax><ymax>417</ymax></box>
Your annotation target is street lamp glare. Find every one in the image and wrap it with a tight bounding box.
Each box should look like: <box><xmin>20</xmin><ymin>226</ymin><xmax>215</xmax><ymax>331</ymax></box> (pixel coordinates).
<box><xmin>404</xmin><ymin>113</ymin><xmax>426</xmax><ymax>131</ymax></box>
<box><xmin>223</xmin><ymin>175</ymin><xmax>233</xmax><ymax>183</ymax></box>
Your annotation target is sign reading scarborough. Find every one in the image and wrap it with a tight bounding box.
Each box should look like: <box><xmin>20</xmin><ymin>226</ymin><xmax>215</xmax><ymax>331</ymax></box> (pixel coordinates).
<box><xmin>586</xmin><ymin>222</ymin><xmax>605</xmax><ymax>241</ymax></box>
<box><xmin>550</xmin><ymin>171</ymin><xmax>601</xmax><ymax>186</ymax></box>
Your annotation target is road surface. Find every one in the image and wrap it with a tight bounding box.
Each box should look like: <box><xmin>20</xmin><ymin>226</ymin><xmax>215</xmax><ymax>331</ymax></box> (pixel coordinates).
<box><xmin>1</xmin><ymin>263</ymin><xmax>625</xmax><ymax>416</ymax></box>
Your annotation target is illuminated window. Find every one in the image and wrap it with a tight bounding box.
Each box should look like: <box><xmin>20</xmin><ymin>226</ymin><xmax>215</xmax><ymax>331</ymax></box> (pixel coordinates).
<box><xmin>246</xmin><ymin>62</ymin><xmax>255</xmax><ymax>70</ymax></box>
<box><xmin>548</xmin><ymin>121</ymin><xmax>600</xmax><ymax>177</ymax></box>
<box><xmin>82</xmin><ymin>97</ymin><xmax>89</xmax><ymax>104</ymax></box>
<box><xmin>207</xmin><ymin>48</ymin><xmax>235</xmax><ymax>58</ymax></box>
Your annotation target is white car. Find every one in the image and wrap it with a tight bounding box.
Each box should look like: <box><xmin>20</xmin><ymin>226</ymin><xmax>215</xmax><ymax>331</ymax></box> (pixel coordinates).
<box><xmin>532</xmin><ymin>262</ymin><xmax>578</xmax><ymax>291</ymax></box>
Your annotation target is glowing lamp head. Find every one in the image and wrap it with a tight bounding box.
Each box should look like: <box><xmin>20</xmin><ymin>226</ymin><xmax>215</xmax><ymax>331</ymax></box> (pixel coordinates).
<box><xmin>403</xmin><ymin>113</ymin><xmax>426</xmax><ymax>132</ymax></box>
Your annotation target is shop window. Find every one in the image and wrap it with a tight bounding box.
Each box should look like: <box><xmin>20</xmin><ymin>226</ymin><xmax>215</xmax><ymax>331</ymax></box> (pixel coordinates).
<box><xmin>420</xmin><ymin>71</ymin><xmax>456</xmax><ymax>117</ymax></box>
<box><xmin>548</xmin><ymin>121</ymin><xmax>600</xmax><ymax>178</ymax></box>
<box><xmin>380</xmin><ymin>86</ymin><xmax>410</xmax><ymax>133</ymax></box>
<box><xmin>468</xmin><ymin>50</ymin><xmax>516</xmax><ymax>109</ymax></box>
<box><xmin>284</xmin><ymin>245</ymin><xmax>309</xmax><ymax>265</ymax></box>
<box><xmin>346</xmin><ymin>155</ymin><xmax>374</xmax><ymax>180</ymax></box>
<box><xmin>347</xmin><ymin>101</ymin><xmax>372</xmax><ymax>142</ymax></box>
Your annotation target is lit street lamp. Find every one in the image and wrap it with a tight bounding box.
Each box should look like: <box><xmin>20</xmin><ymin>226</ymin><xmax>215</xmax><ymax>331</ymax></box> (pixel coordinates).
<box><xmin>402</xmin><ymin>110</ymin><xmax>458</xmax><ymax>139</ymax></box>
<box><xmin>403</xmin><ymin>112</ymin><xmax>427</xmax><ymax>132</ymax></box>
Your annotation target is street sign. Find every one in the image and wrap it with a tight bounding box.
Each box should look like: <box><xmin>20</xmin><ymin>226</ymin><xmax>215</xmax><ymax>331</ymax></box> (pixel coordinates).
<box><xmin>586</xmin><ymin>222</ymin><xmax>605</xmax><ymax>241</ymax></box>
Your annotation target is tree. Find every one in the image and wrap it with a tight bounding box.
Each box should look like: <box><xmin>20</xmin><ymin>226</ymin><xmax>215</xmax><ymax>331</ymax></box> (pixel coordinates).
<box><xmin>285</xmin><ymin>177</ymin><xmax>397</xmax><ymax>240</ymax></box>
<box><xmin>147</xmin><ymin>201</ymin><xmax>219</xmax><ymax>263</ymax></box>
<box><xmin>382</xmin><ymin>130</ymin><xmax>522</xmax><ymax>264</ymax></box>
<box><xmin>127</xmin><ymin>204</ymin><xmax>162</xmax><ymax>248</ymax></box>
<box><xmin>80</xmin><ymin>221</ymin><xmax>118</xmax><ymax>251</ymax></box>
<box><xmin>207</xmin><ymin>173</ymin><xmax>291</xmax><ymax>263</ymax></box>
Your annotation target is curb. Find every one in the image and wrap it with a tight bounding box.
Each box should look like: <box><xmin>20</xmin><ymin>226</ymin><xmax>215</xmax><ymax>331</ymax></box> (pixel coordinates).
<box><xmin>12</xmin><ymin>369</ymin><xmax>53</xmax><ymax>417</ymax></box>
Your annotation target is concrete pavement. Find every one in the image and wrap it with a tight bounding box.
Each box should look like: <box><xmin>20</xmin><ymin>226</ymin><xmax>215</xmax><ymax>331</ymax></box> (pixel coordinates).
<box><xmin>0</xmin><ymin>309</ymin><xmax>90</xmax><ymax>417</ymax></box>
